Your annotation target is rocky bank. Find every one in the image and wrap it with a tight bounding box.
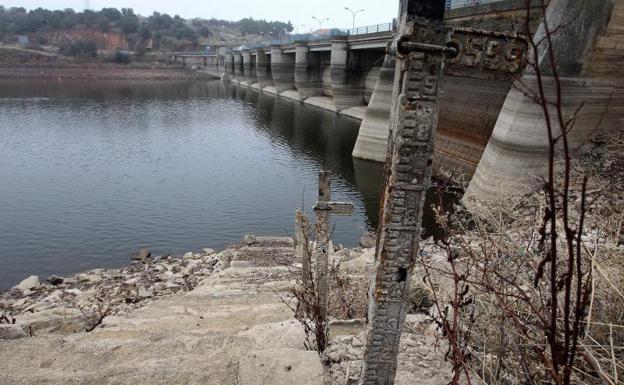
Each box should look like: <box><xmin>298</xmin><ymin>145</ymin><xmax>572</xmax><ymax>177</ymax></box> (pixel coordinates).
<box><xmin>0</xmin><ymin>235</ymin><xmax>453</xmax><ymax>385</ymax></box>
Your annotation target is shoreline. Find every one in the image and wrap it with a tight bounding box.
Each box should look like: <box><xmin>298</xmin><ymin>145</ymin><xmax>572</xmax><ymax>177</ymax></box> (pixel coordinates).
<box><xmin>0</xmin><ymin>233</ymin><xmax>370</xmax><ymax>340</ymax></box>
<box><xmin>0</xmin><ymin>242</ymin><xmax>225</xmax><ymax>339</ymax></box>
<box><xmin>0</xmin><ymin>63</ymin><xmax>207</xmax><ymax>81</ymax></box>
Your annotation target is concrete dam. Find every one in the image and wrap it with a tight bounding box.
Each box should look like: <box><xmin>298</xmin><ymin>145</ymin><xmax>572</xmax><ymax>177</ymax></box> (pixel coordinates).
<box><xmin>175</xmin><ymin>0</ymin><xmax>624</xmax><ymax>199</ymax></box>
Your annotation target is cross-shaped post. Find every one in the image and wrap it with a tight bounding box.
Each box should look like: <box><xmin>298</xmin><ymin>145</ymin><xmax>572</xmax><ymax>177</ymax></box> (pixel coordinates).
<box><xmin>313</xmin><ymin>171</ymin><xmax>353</xmax><ymax>319</ymax></box>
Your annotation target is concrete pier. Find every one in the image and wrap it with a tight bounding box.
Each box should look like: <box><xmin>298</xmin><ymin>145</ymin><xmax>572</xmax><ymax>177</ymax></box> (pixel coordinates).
<box><xmin>224</xmin><ymin>53</ymin><xmax>234</xmax><ymax>77</ymax></box>
<box><xmin>271</xmin><ymin>45</ymin><xmax>296</xmax><ymax>93</ymax></box>
<box><xmin>330</xmin><ymin>36</ymin><xmax>363</xmax><ymax>111</ymax></box>
<box><xmin>465</xmin><ymin>0</ymin><xmax>624</xmax><ymax>200</ymax></box>
<box><xmin>255</xmin><ymin>51</ymin><xmax>273</xmax><ymax>89</ymax></box>
<box><xmin>352</xmin><ymin>54</ymin><xmax>396</xmax><ymax>162</ymax></box>
<box><xmin>242</xmin><ymin>50</ymin><xmax>253</xmax><ymax>85</ymax></box>
<box><xmin>294</xmin><ymin>43</ymin><xmax>323</xmax><ymax>99</ymax></box>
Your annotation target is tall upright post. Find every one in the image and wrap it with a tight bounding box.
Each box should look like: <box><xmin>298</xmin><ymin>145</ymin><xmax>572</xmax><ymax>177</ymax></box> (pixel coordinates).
<box><xmin>358</xmin><ymin>0</ymin><xmax>449</xmax><ymax>384</ymax></box>
<box><xmin>314</xmin><ymin>171</ymin><xmax>331</xmax><ymax>318</ymax></box>
<box><xmin>295</xmin><ymin>209</ymin><xmax>312</xmax><ymax>289</ymax></box>
<box><xmin>313</xmin><ymin>171</ymin><xmax>354</xmax><ymax>319</ymax></box>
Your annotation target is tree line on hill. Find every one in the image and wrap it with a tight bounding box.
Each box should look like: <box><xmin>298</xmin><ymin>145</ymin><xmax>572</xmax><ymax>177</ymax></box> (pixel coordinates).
<box><xmin>0</xmin><ymin>6</ymin><xmax>293</xmax><ymax>52</ymax></box>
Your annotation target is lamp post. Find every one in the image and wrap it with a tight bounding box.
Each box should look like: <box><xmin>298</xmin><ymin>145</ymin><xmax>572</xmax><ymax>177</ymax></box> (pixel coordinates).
<box><xmin>344</xmin><ymin>7</ymin><xmax>365</xmax><ymax>30</ymax></box>
<box><xmin>312</xmin><ymin>16</ymin><xmax>329</xmax><ymax>33</ymax></box>
<box><xmin>296</xmin><ymin>24</ymin><xmax>306</xmax><ymax>34</ymax></box>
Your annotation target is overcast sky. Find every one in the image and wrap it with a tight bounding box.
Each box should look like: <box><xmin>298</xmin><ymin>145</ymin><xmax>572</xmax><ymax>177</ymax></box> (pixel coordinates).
<box><xmin>3</xmin><ymin>0</ymin><xmax>399</xmax><ymax>31</ymax></box>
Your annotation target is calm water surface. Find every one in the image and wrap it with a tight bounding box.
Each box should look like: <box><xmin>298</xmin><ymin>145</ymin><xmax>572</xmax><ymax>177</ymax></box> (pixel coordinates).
<box><xmin>0</xmin><ymin>79</ymin><xmax>439</xmax><ymax>289</ymax></box>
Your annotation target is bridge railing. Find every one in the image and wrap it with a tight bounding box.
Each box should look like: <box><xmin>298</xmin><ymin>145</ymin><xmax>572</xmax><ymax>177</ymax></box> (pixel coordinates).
<box><xmin>447</xmin><ymin>0</ymin><xmax>505</xmax><ymax>9</ymax></box>
<box><xmin>185</xmin><ymin>20</ymin><xmax>396</xmax><ymax>54</ymax></box>
<box><xmin>347</xmin><ymin>21</ymin><xmax>396</xmax><ymax>36</ymax></box>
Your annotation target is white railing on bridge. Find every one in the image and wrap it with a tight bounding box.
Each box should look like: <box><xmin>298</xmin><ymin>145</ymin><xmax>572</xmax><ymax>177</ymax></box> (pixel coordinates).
<box><xmin>347</xmin><ymin>22</ymin><xmax>396</xmax><ymax>36</ymax></box>
<box><xmin>446</xmin><ymin>0</ymin><xmax>505</xmax><ymax>9</ymax></box>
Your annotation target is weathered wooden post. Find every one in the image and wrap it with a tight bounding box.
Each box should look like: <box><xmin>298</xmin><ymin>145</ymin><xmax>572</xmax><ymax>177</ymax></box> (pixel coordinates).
<box><xmin>358</xmin><ymin>1</ymin><xmax>450</xmax><ymax>384</ymax></box>
<box><xmin>294</xmin><ymin>209</ymin><xmax>312</xmax><ymax>289</ymax></box>
<box><xmin>313</xmin><ymin>171</ymin><xmax>354</xmax><ymax>318</ymax></box>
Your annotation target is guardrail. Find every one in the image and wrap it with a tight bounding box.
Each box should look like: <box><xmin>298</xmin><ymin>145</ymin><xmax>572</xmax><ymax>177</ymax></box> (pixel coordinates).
<box><xmin>347</xmin><ymin>22</ymin><xmax>396</xmax><ymax>36</ymax></box>
<box><xmin>175</xmin><ymin>51</ymin><xmax>216</xmax><ymax>56</ymax></box>
<box><xmin>447</xmin><ymin>0</ymin><xmax>505</xmax><ymax>9</ymax></box>
<box><xmin>177</xmin><ymin>20</ymin><xmax>397</xmax><ymax>54</ymax></box>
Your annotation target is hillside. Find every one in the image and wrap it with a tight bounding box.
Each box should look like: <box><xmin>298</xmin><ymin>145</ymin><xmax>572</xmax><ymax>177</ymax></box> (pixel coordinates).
<box><xmin>0</xmin><ymin>6</ymin><xmax>293</xmax><ymax>54</ymax></box>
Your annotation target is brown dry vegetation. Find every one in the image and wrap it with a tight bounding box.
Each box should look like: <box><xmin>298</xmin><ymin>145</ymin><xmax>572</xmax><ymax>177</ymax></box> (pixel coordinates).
<box><xmin>418</xmin><ymin>133</ymin><xmax>624</xmax><ymax>385</ymax></box>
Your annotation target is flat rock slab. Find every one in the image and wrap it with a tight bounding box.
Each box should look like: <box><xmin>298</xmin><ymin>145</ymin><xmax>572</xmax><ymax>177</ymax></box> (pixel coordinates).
<box><xmin>239</xmin><ymin>348</ymin><xmax>324</xmax><ymax>385</ymax></box>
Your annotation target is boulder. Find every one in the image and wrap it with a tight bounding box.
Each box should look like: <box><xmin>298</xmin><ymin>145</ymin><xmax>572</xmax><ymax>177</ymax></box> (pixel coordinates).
<box><xmin>13</xmin><ymin>275</ymin><xmax>41</xmax><ymax>291</ymax></box>
<box><xmin>15</xmin><ymin>307</ymin><xmax>89</xmax><ymax>336</ymax></box>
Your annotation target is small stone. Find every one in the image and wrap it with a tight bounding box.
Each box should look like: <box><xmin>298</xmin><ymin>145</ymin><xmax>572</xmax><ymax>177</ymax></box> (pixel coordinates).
<box><xmin>46</xmin><ymin>276</ymin><xmax>64</xmax><ymax>286</ymax></box>
<box><xmin>182</xmin><ymin>252</ymin><xmax>195</xmax><ymax>260</ymax></box>
<box><xmin>137</xmin><ymin>287</ymin><xmax>153</xmax><ymax>299</ymax></box>
<box><xmin>133</xmin><ymin>248</ymin><xmax>151</xmax><ymax>261</ymax></box>
<box><xmin>24</xmin><ymin>302</ymin><xmax>55</xmax><ymax>313</ymax></box>
<box><xmin>124</xmin><ymin>278</ymin><xmax>139</xmax><ymax>285</ymax></box>
<box><xmin>13</xmin><ymin>298</ymin><xmax>27</xmax><ymax>308</ymax></box>
<box><xmin>243</xmin><ymin>234</ymin><xmax>256</xmax><ymax>245</ymax></box>
<box><xmin>165</xmin><ymin>282</ymin><xmax>182</xmax><ymax>290</ymax></box>
<box><xmin>65</xmin><ymin>288</ymin><xmax>83</xmax><ymax>296</ymax></box>
<box><xmin>14</xmin><ymin>275</ymin><xmax>41</xmax><ymax>291</ymax></box>
<box><xmin>0</xmin><ymin>325</ymin><xmax>27</xmax><ymax>340</ymax></box>
<box><xmin>76</xmin><ymin>290</ymin><xmax>97</xmax><ymax>306</ymax></box>
<box><xmin>359</xmin><ymin>234</ymin><xmax>376</xmax><ymax>249</ymax></box>
<box><xmin>202</xmin><ymin>248</ymin><xmax>216</xmax><ymax>256</ymax></box>
<box><xmin>75</xmin><ymin>273</ymin><xmax>91</xmax><ymax>283</ymax></box>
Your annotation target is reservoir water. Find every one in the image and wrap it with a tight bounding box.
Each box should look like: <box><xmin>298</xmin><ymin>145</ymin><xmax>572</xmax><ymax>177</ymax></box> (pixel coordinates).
<box><xmin>0</xmin><ymin>79</ymin><xmax>439</xmax><ymax>289</ymax></box>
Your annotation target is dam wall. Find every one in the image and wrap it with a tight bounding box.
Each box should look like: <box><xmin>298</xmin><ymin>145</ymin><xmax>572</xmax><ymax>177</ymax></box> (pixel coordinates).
<box><xmin>175</xmin><ymin>0</ymin><xmax>623</xmax><ymax>201</ymax></box>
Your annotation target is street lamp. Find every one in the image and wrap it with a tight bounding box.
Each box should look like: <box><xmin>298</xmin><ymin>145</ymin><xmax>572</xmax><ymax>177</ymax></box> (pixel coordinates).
<box><xmin>296</xmin><ymin>24</ymin><xmax>306</xmax><ymax>34</ymax></box>
<box><xmin>312</xmin><ymin>16</ymin><xmax>330</xmax><ymax>32</ymax></box>
<box><xmin>344</xmin><ymin>7</ymin><xmax>365</xmax><ymax>30</ymax></box>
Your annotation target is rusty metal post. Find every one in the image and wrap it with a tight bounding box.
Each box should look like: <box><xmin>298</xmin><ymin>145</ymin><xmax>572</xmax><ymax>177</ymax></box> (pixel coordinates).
<box><xmin>358</xmin><ymin>0</ymin><xmax>449</xmax><ymax>384</ymax></box>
